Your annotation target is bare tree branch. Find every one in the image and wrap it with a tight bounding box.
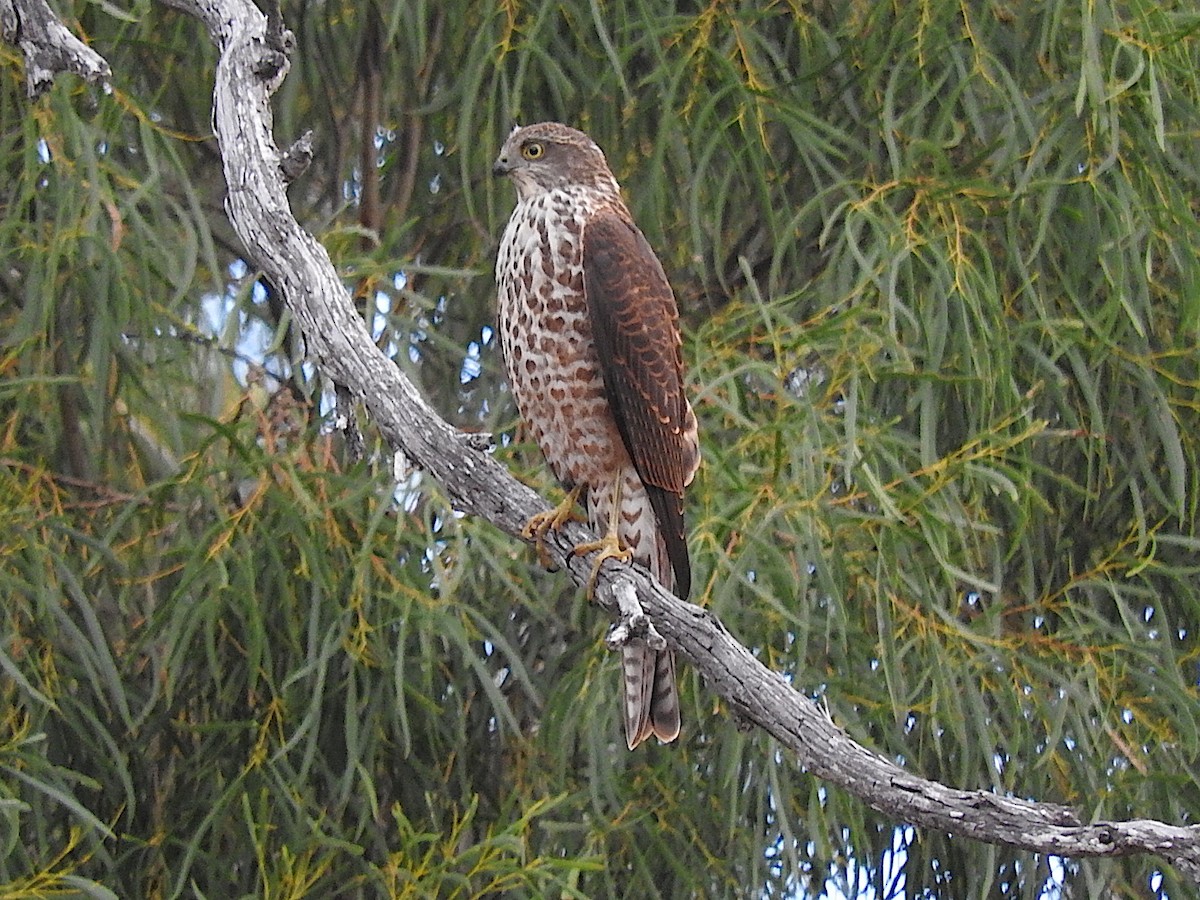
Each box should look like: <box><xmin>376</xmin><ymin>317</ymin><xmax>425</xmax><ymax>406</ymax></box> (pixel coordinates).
<box><xmin>170</xmin><ymin>0</ymin><xmax>1200</xmax><ymax>884</ymax></box>
<box><xmin>19</xmin><ymin>0</ymin><xmax>1196</xmax><ymax>884</ymax></box>
<box><xmin>0</xmin><ymin>0</ymin><xmax>110</xmax><ymax>97</ymax></box>
<box><xmin>627</xmin><ymin>563</ymin><xmax>1200</xmax><ymax>880</ymax></box>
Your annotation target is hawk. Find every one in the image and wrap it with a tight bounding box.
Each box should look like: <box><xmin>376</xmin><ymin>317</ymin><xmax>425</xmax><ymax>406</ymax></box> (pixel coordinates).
<box><xmin>493</xmin><ymin>122</ymin><xmax>701</xmax><ymax>749</ymax></box>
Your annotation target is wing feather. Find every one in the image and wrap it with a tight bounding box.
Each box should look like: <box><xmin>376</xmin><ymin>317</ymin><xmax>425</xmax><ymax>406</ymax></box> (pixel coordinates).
<box><xmin>583</xmin><ymin>210</ymin><xmax>699</xmax><ymax>598</ymax></box>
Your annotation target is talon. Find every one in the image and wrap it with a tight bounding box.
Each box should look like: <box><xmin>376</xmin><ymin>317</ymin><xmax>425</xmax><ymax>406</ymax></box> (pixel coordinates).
<box><xmin>523</xmin><ymin>484</ymin><xmax>585</xmax><ymax>568</ymax></box>
<box><xmin>573</xmin><ymin>529</ymin><xmax>633</xmax><ymax>595</ymax></box>
<box><xmin>523</xmin><ymin>482</ymin><xmax>585</xmax><ymax>539</ymax></box>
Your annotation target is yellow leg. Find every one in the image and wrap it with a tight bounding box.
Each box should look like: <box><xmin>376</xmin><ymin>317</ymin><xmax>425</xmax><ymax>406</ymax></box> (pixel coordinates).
<box><xmin>523</xmin><ymin>484</ymin><xmax>585</xmax><ymax>569</ymax></box>
<box><xmin>523</xmin><ymin>483</ymin><xmax>585</xmax><ymax>540</ymax></box>
<box><xmin>569</xmin><ymin>474</ymin><xmax>632</xmax><ymax>594</ymax></box>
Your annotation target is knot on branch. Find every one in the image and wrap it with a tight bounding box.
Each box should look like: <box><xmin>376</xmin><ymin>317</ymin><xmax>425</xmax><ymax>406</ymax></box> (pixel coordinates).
<box><xmin>250</xmin><ymin>0</ymin><xmax>294</xmax><ymax>85</ymax></box>
<box><xmin>462</xmin><ymin>431</ymin><xmax>495</xmax><ymax>453</ymax></box>
<box><xmin>280</xmin><ymin>130</ymin><xmax>313</xmax><ymax>183</ymax></box>
<box><xmin>605</xmin><ymin>581</ymin><xmax>667</xmax><ymax>653</ymax></box>
<box><xmin>252</xmin><ymin>45</ymin><xmax>289</xmax><ymax>81</ymax></box>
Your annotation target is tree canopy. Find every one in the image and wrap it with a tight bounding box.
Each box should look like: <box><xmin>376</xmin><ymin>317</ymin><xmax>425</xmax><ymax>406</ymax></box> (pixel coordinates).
<box><xmin>3</xmin><ymin>0</ymin><xmax>1200</xmax><ymax>897</ymax></box>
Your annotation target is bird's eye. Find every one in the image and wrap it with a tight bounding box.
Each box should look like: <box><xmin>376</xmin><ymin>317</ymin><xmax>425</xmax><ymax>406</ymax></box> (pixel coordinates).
<box><xmin>521</xmin><ymin>142</ymin><xmax>544</xmax><ymax>160</ymax></box>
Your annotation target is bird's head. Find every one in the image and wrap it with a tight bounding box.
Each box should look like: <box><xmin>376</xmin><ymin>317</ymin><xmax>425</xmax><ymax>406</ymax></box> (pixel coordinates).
<box><xmin>493</xmin><ymin>122</ymin><xmax>619</xmax><ymax>200</ymax></box>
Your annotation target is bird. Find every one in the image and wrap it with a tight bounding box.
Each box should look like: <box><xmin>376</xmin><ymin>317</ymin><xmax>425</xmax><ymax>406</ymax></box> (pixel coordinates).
<box><xmin>492</xmin><ymin>122</ymin><xmax>701</xmax><ymax>749</ymax></box>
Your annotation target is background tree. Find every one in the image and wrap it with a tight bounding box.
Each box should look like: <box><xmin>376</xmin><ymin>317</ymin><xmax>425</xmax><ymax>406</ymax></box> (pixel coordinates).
<box><xmin>3</xmin><ymin>0</ymin><xmax>1199</xmax><ymax>897</ymax></box>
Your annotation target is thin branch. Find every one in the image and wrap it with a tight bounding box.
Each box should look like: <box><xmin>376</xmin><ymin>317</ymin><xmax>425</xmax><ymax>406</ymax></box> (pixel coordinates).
<box><xmin>162</xmin><ymin>0</ymin><xmax>1200</xmax><ymax>885</ymax></box>
<box><xmin>1</xmin><ymin>0</ymin><xmax>110</xmax><ymax>97</ymax></box>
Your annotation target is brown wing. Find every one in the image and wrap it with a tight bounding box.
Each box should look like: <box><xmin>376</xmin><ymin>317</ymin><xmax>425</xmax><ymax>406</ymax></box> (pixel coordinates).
<box><xmin>583</xmin><ymin>210</ymin><xmax>693</xmax><ymax>599</ymax></box>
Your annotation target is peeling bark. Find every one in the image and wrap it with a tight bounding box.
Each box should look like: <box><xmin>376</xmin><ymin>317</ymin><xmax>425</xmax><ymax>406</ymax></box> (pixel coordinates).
<box><xmin>8</xmin><ymin>0</ymin><xmax>1200</xmax><ymax>884</ymax></box>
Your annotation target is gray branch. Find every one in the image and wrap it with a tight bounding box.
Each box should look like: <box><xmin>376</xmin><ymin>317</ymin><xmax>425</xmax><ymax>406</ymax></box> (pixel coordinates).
<box><xmin>1</xmin><ymin>0</ymin><xmax>110</xmax><ymax>98</ymax></box>
<box><xmin>168</xmin><ymin>0</ymin><xmax>1200</xmax><ymax>884</ymax></box>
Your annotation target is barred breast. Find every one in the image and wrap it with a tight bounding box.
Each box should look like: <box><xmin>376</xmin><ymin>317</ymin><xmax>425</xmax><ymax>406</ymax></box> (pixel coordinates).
<box><xmin>496</xmin><ymin>189</ymin><xmax>628</xmax><ymax>490</ymax></box>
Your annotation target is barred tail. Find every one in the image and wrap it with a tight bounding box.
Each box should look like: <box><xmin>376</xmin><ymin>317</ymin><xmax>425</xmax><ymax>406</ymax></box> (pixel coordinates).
<box><xmin>592</xmin><ymin>469</ymin><xmax>685</xmax><ymax>749</ymax></box>
<box><xmin>623</xmin><ymin>642</ymin><xmax>680</xmax><ymax>749</ymax></box>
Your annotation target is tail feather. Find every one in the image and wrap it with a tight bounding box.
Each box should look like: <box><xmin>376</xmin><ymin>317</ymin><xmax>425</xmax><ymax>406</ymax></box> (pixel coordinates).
<box><xmin>593</xmin><ymin>468</ymin><xmax>686</xmax><ymax>749</ymax></box>
<box><xmin>649</xmin><ymin>648</ymin><xmax>680</xmax><ymax>742</ymax></box>
<box><xmin>622</xmin><ymin>641</ymin><xmax>655</xmax><ymax>749</ymax></box>
<box><xmin>645</xmin><ymin>483</ymin><xmax>690</xmax><ymax>600</ymax></box>
<box><xmin>623</xmin><ymin>643</ymin><xmax>680</xmax><ymax>749</ymax></box>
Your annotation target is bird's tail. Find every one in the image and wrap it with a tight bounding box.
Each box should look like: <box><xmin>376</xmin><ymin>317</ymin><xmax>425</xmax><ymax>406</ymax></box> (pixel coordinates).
<box><xmin>623</xmin><ymin>483</ymin><xmax>682</xmax><ymax>749</ymax></box>
<box><xmin>593</xmin><ymin>469</ymin><xmax>685</xmax><ymax>749</ymax></box>
<box><xmin>623</xmin><ymin>642</ymin><xmax>680</xmax><ymax>749</ymax></box>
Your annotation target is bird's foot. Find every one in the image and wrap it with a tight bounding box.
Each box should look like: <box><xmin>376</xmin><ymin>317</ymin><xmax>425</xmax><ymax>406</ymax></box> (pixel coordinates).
<box><xmin>523</xmin><ymin>484</ymin><xmax>585</xmax><ymax>568</ymax></box>
<box><xmin>570</xmin><ymin>529</ymin><xmax>633</xmax><ymax>596</ymax></box>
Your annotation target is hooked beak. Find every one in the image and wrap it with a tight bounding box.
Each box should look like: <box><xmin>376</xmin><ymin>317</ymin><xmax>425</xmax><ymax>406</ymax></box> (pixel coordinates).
<box><xmin>493</xmin><ymin>123</ymin><xmax>522</xmax><ymax>176</ymax></box>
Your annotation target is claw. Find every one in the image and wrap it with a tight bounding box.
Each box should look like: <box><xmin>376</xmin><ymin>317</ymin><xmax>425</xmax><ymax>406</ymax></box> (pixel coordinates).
<box><xmin>571</xmin><ymin>528</ymin><xmax>633</xmax><ymax>595</ymax></box>
<box><xmin>522</xmin><ymin>475</ymin><xmax>633</xmax><ymax>593</ymax></box>
<box><xmin>522</xmin><ymin>483</ymin><xmax>585</xmax><ymax>539</ymax></box>
<box><xmin>523</xmin><ymin>484</ymin><xmax>585</xmax><ymax>568</ymax></box>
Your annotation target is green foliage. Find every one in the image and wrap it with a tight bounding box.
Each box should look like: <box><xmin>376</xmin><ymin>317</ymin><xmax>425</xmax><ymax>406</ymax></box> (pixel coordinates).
<box><xmin>3</xmin><ymin>0</ymin><xmax>1200</xmax><ymax>896</ymax></box>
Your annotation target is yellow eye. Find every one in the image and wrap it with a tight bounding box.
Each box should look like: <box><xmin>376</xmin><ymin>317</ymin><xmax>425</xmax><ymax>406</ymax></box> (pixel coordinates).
<box><xmin>521</xmin><ymin>142</ymin><xmax>544</xmax><ymax>160</ymax></box>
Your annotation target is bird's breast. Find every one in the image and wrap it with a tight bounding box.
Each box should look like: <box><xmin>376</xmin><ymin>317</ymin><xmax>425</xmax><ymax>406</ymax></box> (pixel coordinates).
<box><xmin>496</xmin><ymin>191</ymin><xmax>630</xmax><ymax>486</ymax></box>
